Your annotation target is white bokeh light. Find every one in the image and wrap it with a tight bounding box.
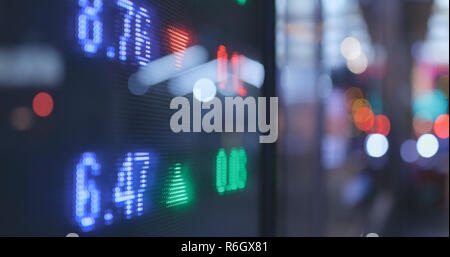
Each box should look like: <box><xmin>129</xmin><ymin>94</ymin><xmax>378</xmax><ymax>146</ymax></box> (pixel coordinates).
<box><xmin>347</xmin><ymin>52</ymin><xmax>368</xmax><ymax>74</ymax></box>
<box><xmin>340</xmin><ymin>37</ymin><xmax>362</xmax><ymax>60</ymax></box>
<box><xmin>193</xmin><ymin>78</ymin><xmax>217</xmax><ymax>102</ymax></box>
<box><xmin>416</xmin><ymin>134</ymin><xmax>439</xmax><ymax>158</ymax></box>
<box><xmin>365</xmin><ymin>133</ymin><xmax>389</xmax><ymax>158</ymax></box>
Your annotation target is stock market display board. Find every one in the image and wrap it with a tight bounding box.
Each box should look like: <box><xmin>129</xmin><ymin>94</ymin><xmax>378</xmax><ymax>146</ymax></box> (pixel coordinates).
<box><xmin>0</xmin><ymin>0</ymin><xmax>270</xmax><ymax>236</ymax></box>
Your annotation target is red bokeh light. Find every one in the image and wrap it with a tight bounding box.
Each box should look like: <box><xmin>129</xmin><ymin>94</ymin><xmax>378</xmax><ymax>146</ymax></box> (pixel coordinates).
<box><xmin>370</xmin><ymin>115</ymin><xmax>391</xmax><ymax>136</ymax></box>
<box><xmin>434</xmin><ymin>114</ymin><xmax>449</xmax><ymax>139</ymax></box>
<box><xmin>32</xmin><ymin>92</ymin><xmax>54</xmax><ymax>117</ymax></box>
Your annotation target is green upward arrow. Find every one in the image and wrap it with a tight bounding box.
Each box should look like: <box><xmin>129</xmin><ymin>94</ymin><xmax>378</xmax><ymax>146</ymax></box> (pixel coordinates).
<box><xmin>163</xmin><ymin>163</ymin><xmax>192</xmax><ymax>208</ymax></box>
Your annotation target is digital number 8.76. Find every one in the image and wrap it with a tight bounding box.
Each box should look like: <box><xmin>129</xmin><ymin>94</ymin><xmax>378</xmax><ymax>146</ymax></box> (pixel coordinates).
<box><xmin>77</xmin><ymin>0</ymin><xmax>152</xmax><ymax>66</ymax></box>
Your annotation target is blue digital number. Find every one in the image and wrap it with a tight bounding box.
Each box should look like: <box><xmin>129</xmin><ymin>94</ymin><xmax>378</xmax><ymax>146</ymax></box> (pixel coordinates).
<box><xmin>77</xmin><ymin>0</ymin><xmax>103</xmax><ymax>54</ymax></box>
<box><xmin>117</xmin><ymin>0</ymin><xmax>152</xmax><ymax>65</ymax></box>
<box><xmin>113</xmin><ymin>152</ymin><xmax>150</xmax><ymax>219</ymax></box>
<box><xmin>74</xmin><ymin>151</ymin><xmax>150</xmax><ymax>231</ymax></box>
<box><xmin>75</xmin><ymin>152</ymin><xmax>102</xmax><ymax>232</ymax></box>
<box><xmin>117</xmin><ymin>0</ymin><xmax>134</xmax><ymax>61</ymax></box>
<box><xmin>134</xmin><ymin>7</ymin><xmax>152</xmax><ymax>66</ymax></box>
<box><xmin>76</xmin><ymin>0</ymin><xmax>152</xmax><ymax>64</ymax></box>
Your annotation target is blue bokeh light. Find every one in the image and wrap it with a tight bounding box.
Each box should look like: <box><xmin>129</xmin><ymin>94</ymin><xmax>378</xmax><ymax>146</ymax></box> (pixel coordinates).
<box><xmin>400</xmin><ymin>139</ymin><xmax>420</xmax><ymax>163</ymax></box>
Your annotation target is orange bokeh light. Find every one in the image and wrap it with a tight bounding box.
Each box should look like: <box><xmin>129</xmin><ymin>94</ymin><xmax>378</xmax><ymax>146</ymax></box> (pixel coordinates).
<box><xmin>353</xmin><ymin>106</ymin><xmax>375</xmax><ymax>131</ymax></box>
<box><xmin>434</xmin><ymin>114</ymin><xmax>449</xmax><ymax>139</ymax></box>
<box><xmin>351</xmin><ymin>98</ymin><xmax>372</xmax><ymax>115</ymax></box>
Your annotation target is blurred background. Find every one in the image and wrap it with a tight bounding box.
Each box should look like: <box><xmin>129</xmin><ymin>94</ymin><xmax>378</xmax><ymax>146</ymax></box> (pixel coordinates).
<box><xmin>0</xmin><ymin>0</ymin><xmax>448</xmax><ymax>236</ymax></box>
<box><xmin>275</xmin><ymin>0</ymin><xmax>449</xmax><ymax>236</ymax></box>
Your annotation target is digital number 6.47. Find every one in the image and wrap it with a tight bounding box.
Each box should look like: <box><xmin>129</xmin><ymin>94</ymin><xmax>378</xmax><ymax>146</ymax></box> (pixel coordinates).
<box><xmin>74</xmin><ymin>152</ymin><xmax>150</xmax><ymax>232</ymax></box>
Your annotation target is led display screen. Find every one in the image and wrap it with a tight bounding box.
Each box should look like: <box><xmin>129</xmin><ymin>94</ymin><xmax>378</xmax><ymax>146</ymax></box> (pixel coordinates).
<box><xmin>0</xmin><ymin>0</ymin><xmax>269</xmax><ymax>236</ymax></box>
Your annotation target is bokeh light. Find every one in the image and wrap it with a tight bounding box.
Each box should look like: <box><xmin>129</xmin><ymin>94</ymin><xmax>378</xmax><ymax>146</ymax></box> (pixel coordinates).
<box><xmin>345</xmin><ymin>87</ymin><xmax>364</xmax><ymax>101</ymax></box>
<box><xmin>413</xmin><ymin>112</ymin><xmax>434</xmax><ymax>137</ymax></box>
<box><xmin>342</xmin><ymin>174</ymin><xmax>371</xmax><ymax>206</ymax></box>
<box><xmin>400</xmin><ymin>139</ymin><xmax>419</xmax><ymax>163</ymax></box>
<box><xmin>32</xmin><ymin>92</ymin><xmax>54</xmax><ymax>117</ymax></box>
<box><xmin>351</xmin><ymin>98</ymin><xmax>372</xmax><ymax>115</ymax></box>
<box><xmin>345</xmin><ymin>87</ymin><xmax>364</xmax><ymax>119</ymax></box>
<box><xmin>413</xmin><ymin>89</ymin><xmax>448</xmax><ymax>120</ymax></box>
<box><xmin>353</xmin><ymin>106</ymin><xmax>375</xmax><ymax>131</ymax></box>
<box><xmin>434</xmin><ymin>114</ymin><xmax>449</xmax><ymax>139</ymax></box>
<box><xmin>370</xmin><ymin>115</ymin><xmax>391</xmax><ymax>136</ymax></box>
<box><xmin>346</xmin><ymin>52</ymin><xmax>368</xmax><ymax>74</ymax></box>
<box><xmin>340</xmin><ymin>37</ymin><xmax>362</xmax><ymax>60</ymax></box>
<box><xmin>365</xmin><ymin>133</ymin><xmax>389</xmax><ymax>158</ymax></box>
<box><xmin>10</xmin><ymin>107</ymin><xmax>34</xmax><ymax>131</ymax></box>
<box><xmin>193</xmin><ymin>78</ymin><xmax>217</xmax><ymax>102</ymax></box>
<box><xmin>416</xmin><ymin>134</ymin><xmax>439</xmax><ymax>158</ymax></box>
<box><xmin>367</xmin><ymin>91</ymin><xmax>383</xmax><ymax>115</ymax></box>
